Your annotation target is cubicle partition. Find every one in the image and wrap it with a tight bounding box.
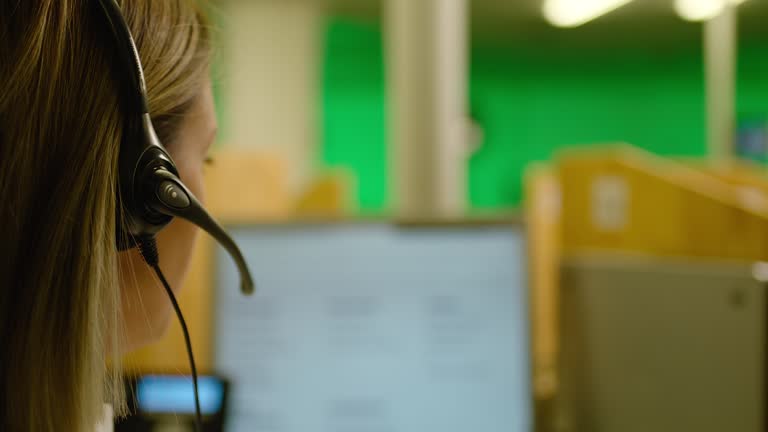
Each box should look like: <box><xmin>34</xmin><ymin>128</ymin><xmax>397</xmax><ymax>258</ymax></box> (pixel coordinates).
<box><xmin>526</xmin><ymin>145</ymin><xmax>768</xmax><ymax>430</ymax></box>
<box><xmin>557</xmin><ymin>254</ymin><xmax>767</xmax><ymax>432</ymax></box>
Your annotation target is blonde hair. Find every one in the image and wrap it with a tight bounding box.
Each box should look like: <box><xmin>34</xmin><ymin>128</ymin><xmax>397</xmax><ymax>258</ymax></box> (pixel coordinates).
<box><xmin>0</xmin><ymin>1</ymin><xmax>211</xmax><ymax>430</ymax></box>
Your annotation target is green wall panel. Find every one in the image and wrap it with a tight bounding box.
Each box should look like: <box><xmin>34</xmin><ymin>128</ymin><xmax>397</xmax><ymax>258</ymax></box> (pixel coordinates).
<box><xmin>468</xmin><ymin>44</ymin><xmax>707</xmax><ymax>207</ymax></box>
<box><xmin>320</xmin><ymin>19</ymin><xmax>768</xmax><ymax>210</ymax></box>
<box><xmin>321</xmin><ymin>19</ymin><xmax>388</xmax><ymax>211</ymax></box>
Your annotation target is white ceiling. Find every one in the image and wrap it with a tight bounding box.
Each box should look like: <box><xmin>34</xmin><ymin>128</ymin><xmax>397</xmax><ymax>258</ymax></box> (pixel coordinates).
<box><xmin>327</xmin><ymin>0</ymin><xmax>768</xmax><ymax>46</ymax></box>
<box><xmin>329</xmin><ymin>0</ymin><xmax>766</xmax><ymax>19</ymax></box>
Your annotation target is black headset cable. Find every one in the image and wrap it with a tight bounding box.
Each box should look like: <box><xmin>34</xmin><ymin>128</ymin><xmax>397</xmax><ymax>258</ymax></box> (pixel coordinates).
<box><xmin>137</xmin><ymin>236</ymin><xmax>203</xmax><ymax>432</ymax></box>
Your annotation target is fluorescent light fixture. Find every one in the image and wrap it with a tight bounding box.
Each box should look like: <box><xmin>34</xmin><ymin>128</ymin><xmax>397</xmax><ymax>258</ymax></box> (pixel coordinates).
<box><xmin>674</xmin><ymin>0</ymin><xmax>750</xmax><ymax>22</ymax></box>
<box><xmin>543</xmin><ymin>0</ymin><xmax>635</xmax><ymax>28</ymax></box>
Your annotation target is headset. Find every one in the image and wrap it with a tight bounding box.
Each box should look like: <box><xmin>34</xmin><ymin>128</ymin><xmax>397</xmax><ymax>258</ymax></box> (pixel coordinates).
<box><xmin>95</xmin><ymin>0</ymin><xmax>255</xmax><ymax>430</ymax></box>
<box><xmin>95</xmin><ymin>0</ymin><xmax>254</xmax><ymax>295</ymax></box>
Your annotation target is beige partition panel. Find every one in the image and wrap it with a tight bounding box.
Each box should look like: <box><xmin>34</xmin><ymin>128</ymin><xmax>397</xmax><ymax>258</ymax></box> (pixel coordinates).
<box><xmin>558</xmin><ymin>145</ymin><xmax>768</xmax><ymax>261</ymax></box>
<box><xmin>556</xmin><ymin>254</ymin><xmax>765</xmax><ymax>432</ymax></box>
<box><xmin>526</xmin><ymin>164</ymin><xmax>562</xmax><ymax>401</ymax></box>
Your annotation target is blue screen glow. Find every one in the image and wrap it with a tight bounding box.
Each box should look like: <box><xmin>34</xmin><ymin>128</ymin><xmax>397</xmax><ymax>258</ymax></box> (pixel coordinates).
<box><xmin>137</xmin><ymin>375</ymin><xmax>224</xmax><ymax>415</ymax></box>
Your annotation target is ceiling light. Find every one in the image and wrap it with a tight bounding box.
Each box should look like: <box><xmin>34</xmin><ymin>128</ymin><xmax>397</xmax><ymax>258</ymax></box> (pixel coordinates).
<box><xmin>543</xmin><ymin>0</ymin><xmax>635</xmax><ymax>28</ymax></box>
<box><xmin>674</xmin><ymin>0</ymin><xmax>750</xmax><ymax>22</ymax></box>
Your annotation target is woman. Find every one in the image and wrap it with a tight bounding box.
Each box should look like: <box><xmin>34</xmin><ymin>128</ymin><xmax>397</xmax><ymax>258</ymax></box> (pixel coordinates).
<box><xmin>0</xmin><ymin>0</ymin><xmax>215</xmax><ymax>430</ymax></box>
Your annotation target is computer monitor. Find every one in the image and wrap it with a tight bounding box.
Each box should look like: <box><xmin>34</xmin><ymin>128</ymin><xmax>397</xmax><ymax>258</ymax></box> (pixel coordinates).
<box><xmin>115</xmin><ymin>374</ymin><xmax>229</xmax><ymax>432</ymax></box>
<box><xmin>214</xmin><ymin>223</ymin><xmax>531</xmax><ymax>432</ymax></box>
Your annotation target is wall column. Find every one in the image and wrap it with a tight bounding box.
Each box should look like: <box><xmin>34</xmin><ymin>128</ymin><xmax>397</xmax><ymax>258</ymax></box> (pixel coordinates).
<box><xmin>385</xmin><ymin>0</ymin><xmax>470</xmax><ymax>217</ymax></box>
<box><xmin>224</xmin><ymin>0</ymin><xmax>323</xmax><ymax>191</ymax></box>
<box><xmin>704</xmin><ymin>4</ymin><xmax>738</xmax><ymax>162</ymax></box>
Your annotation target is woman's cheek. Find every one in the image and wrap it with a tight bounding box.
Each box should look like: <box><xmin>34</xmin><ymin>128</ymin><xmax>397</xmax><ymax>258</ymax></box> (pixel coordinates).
<box><xmin>174</xmin><ymin>156</ymin><xmax>206</xmax><ymax>204</ymax></box>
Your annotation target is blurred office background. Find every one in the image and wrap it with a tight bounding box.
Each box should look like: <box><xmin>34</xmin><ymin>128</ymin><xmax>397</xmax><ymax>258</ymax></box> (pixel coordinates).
<box><xmin>118</xmin><ymin>1</ymin><xmax>768</xmax><ymax>431</ymax></box>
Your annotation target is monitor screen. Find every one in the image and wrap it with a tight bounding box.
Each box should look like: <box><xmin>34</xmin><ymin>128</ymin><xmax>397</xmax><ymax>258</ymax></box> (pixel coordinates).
<box><xmin>215</xmin><ymin>223</ymin><xmax>531</xmax><ymax>432</ymax></box>
<box><xmin>136</xmin><ymin>375</ymin><xmax>225</xmax><ymax>415</ymax></box>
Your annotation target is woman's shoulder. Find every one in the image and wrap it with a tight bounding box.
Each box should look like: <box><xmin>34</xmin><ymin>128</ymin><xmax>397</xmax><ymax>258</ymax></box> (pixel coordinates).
<box><xmin>94</xmin><ymin>404</ymin><xmax>113</xmax><ymax>432</ymax></box>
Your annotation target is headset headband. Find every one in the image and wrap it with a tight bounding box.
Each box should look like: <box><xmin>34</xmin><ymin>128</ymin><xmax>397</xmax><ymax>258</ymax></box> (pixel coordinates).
<box><xmin>95</xmin><ymin>0</ymin><xmax>255</xmax><ymax>295</ymax></box>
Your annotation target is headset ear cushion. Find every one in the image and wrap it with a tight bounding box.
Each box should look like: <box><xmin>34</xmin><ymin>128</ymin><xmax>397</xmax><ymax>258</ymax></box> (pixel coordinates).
<box><xmin>116</xmin><ymin>146</ymin><xmax>178</xmax><ymax>251</ymax></box>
